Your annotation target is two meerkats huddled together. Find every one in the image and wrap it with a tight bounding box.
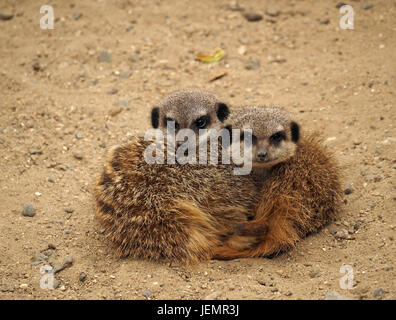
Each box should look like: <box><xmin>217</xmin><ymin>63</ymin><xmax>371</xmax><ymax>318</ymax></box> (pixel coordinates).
<box><xmin>94</xmin><ymin>90</ymin><xmax>342</xmax><ymax>264</ymax></box>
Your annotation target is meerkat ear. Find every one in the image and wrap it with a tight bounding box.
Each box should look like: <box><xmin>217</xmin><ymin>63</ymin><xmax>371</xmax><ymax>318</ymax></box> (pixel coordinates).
<box><xmin>151</xmin><ymin>107</ymin><xmax>160</xmax><ymax>128</ymax></box>
<box><xmin>216</xmin><ymin>102</ymin><xmax>230</xmax><ymax>122</ymax></box>
<box><xmin>290</xmin><ymin>121</ymin><xmax>300</xmax><ymax>143</ymax></box>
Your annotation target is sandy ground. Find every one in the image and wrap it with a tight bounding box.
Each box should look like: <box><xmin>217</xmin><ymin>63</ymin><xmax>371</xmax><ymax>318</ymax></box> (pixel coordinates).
<box><xmin>0</xmin><ymin>0</ymin><xmax>395</xmax><ymax>300</ymax></box>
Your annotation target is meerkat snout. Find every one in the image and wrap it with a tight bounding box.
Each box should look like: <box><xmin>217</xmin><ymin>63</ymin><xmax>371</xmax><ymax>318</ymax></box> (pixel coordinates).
<box><xmin>228</xmin><ymin>106</ymin><xmax>301</xmax><ymax>169</ymax></box>
<box><xmin>257</xmin><ymin>150</ymin><xmax>268</xmax><ymax>160</ymax></box>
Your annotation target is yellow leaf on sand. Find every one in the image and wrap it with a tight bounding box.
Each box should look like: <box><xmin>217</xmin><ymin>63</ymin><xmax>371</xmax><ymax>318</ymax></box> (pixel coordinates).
<box><xmin>196</xmin><ymin>48</ymin><xmax>225</xmax><ymax>63</ymax></box>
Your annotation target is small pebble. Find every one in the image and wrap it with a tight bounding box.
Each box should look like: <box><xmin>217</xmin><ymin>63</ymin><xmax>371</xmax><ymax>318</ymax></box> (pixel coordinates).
<box><xmin>243</xmin><ymin>11</ymin><xmax>263</xmax><ymax>22</ymax></box>
<box><xmin>319</xmin><ymin>18</ymin><xmax>330</xmax><ymax>25</ymax></box>
<box><xmin>25</xmin><ymin>121</ymin><xmax>34</xmax><ymax>129</ymax></box>
<box><xmin>109</xmin><ymin>107</ymin><xmax>123</xmax><ymax>117</ymax></box>
<box><xmin>238</xmin><ymin>45</ymin><xmax>247</xmax><ymax>55</ymax></box>
<box><xmin>107</xmin><ymin>88</ymin><xmax>118</xmax><ymax>95</ymax></box>
<box><xmin>373</xmin><ymin>288</ymin><xmax>386</xmax><ymax>298</ymax></box>
<box><xmin>63</xmin><ymin>256</ymin><xmax>73</xmax><ymax>268</ymax></box>
<box><xmin>0</xmin><ymin>12</ymin><xmax>13</xmax><ymax>21</ymax></box>
<box><xmin>269</xmin><ymin>57</ymin><xmax>287</xmax><ymax>64</ymax></box>
<box><xmin>64</xmin><ymin>208</ymin><xmax>74</xmax><ymax>213</ymax></box>
<box><xmin>128</xmin><ymin>53</ymin><xmax>139</xmax><ymax>63</ymax></box>
<box><xmin>75</xmin><ymin>133</ymin><xmax>83</xmax><ymax>139</ymax></box>
<box><xmin>32</xmin><ymin>61</ymin><xmax>41</xmax><ymax>72</ymax></box>
<box><xmin>1</xmin><ymin>286</ymin><xmax>15</xmax><ymax>293</ymax></box>
<box><xmin>22</xmin><ymin>203</ymin><xmax>35</xmax><ymax>217</ymax></box>
<box><xmin>53</xmin><ymin>256</ymin><xmax>73</xmax><ymax>273</ymax></box>
<box><xmin>31</xmin><ymin>252</ymin><xmax>48</xmax><ymax>266</ymax></box>
<box><xmin>245</xmin><ymin>58</ymin><xmax>260</xmax><ymax>70</ymax></box>
<box><xmin>119</xmin><ymin>71</ymin><xmax>132</xmax><ymax>79</ymax></box>
<box><xmin>334</xmin><ymin>228</ymin><xmax>352</xmax><ymax>240</ymax></box>
<box><xmin>362</xmin><ymin>2</ymin><xmax>373</xmax><ymax>10</ymax></box>
<box><xmin>309</xmin><ymin>269</ymin><xmax>321</xmax><ymax>278</ymax></box>
<box><xmin>28</xmin><ymin>149</ymin><xmax>42</xmax><ymax>155</ymax></box>
<box><xmin>73</xmin><ymin>13</ymin><xmax>83</xmax><ymax>20</ymax></box>
<box><xmin>73</xmin><ymin>151</ymin><xmax>84</xmax><ymax>160</ymax></box>
<box><xmin>344</xmin><ymin>183</ymin><xmax>353</xmax><ymax>195</ymax></box>
<box><xmin>53</xmin><ymin>279</ymin><xmax>61</xmax><ymax>289</ymax></box>
<box><xmin>79</xmin><ymin>272</ymin><xmax>87</xmax><ymax>282</ymax></box>
<box><xmin>98</xmin><ymin>51</ymin><xmax>112</xmax><ymax>63</ymax></box>
<box><xmin>118</xmin><ymin>98</ymin><xmax>130</xmax><ymax>107</ymax></box>
<box><xmin>142</xmin><ymin>291</ymin><xmax>152</xmax><ymax>298</ymax></box>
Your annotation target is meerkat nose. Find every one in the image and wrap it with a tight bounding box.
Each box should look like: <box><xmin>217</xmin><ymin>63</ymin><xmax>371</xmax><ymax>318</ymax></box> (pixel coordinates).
<box><xmin>257</xmin><ymin>151</ymin><xmax>268</xmax><ymax>160</ymax></box>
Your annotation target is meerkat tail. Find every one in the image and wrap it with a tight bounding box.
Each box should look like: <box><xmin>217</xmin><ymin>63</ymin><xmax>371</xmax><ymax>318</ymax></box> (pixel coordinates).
<box><xmin>213</xmin><ymin>199</ymin><xmax>302</xmax><ymax>260</ymax></box>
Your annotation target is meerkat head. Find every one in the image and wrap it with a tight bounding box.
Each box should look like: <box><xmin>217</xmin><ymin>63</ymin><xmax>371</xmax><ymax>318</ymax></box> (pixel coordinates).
<box><xmin>150</xmin><ymin>89</ymin><xmax>230</xmax><ymax>135</ymax></box>
<box><xmin>228</xmin><ymin>107</ymin><xmax>300</xmax><ymax>170</ymax></box>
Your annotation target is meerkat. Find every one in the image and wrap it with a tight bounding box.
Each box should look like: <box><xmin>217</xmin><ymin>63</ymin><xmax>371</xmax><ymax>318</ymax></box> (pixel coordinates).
<box><xmin>212</xmin><ymin>106</ymin><xmax>343</xmax><ymax>259</ymax></box>
<box><xmin>94</xmin><ymin>91</ymin><xmax>265</xmax><ymax>264</ymax></box>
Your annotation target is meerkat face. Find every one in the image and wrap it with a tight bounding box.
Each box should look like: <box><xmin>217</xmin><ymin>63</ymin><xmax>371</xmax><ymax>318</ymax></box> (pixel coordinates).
<box><xmin>229</xmin><ymin>107</ymin><xmax>300</xmax><ymax>170</ymax></box>
<box><xmin>150</xmin><ymin>89</ymin><xmax>230</xmax><ymax>136</ymax></box>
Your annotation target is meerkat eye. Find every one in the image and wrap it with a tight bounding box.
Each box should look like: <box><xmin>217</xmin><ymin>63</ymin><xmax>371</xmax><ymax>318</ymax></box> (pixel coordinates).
<box><xmin>164</xmin><ymin>117</ymin><xmax>179</xmax><ymax>130</ymax></box>
<box><xmin>195</xmin><ymin>116</ymin><xmax>210</xmax><ymax>129</ymax></box>
<box><xmin>269</xmin><ymin>131</ymin><xmax>286</xmax><ymax>145</ymax></box>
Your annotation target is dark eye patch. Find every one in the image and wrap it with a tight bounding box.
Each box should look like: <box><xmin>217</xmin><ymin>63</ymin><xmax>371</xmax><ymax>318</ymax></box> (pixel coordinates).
<box><xmin>194</xmin><ymin>115</ymin><xmax>210</xmax><ymax>129</ymax></box>
<box><xmin>164</xmin><ymin>117</ymin><xmax>179</xmax><ymax>130</ymax></box>
<box><xmin>269</xmin><ymin>131</ymin><xmax>286</xmax><ymax>145</ymax></box>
